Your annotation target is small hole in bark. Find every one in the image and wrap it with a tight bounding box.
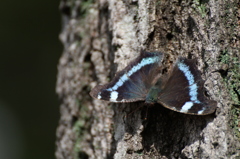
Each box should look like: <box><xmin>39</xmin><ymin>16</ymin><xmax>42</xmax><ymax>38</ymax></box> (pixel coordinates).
<box><xmin>127</xmin><ymin>150</ymin><xmax>133</xmax><ymax>154</ymax></box>
<box><xmin>218</xmin><ymin>69</ymin><xmax>228</xmax><ymax>78</ymax></box>
<box><xmin>166</xmin><ymin>33</ymin><xmax>173</xmax><ymax>40</ymax></box>
<box><xmin>78</xmin><ymin>151</ymin><xmax>89</xmax><ymax>159</ymax></box>
<box><xmin>204</xmin><ymin>90</ymin><xmax>210</xmax><ymax>97</ymax></box>
<box><xmin>212</xmin><ymin>142</ymin><xmax>219</xmax><ymax>148</ymax></box>
<box><xmin>71</xmin><ymin>116</ymin><xmax>78</xmax><ymax>126</ymax></box>
<box><xmin>60</xmin><ymin>5</ymin><xmax>71</xmax><ymax>16</ymax></box>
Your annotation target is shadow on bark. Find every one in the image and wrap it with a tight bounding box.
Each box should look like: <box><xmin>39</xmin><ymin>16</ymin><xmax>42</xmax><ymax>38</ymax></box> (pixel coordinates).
<box><xmin>142</xmin><ymin>105</ymin><xmax>215</xmax><ymax>158</ymax></box>
<box><xmin>112</xmin><ymin>103</ymin><xmax>215</xmax><ymax>158</ymax></box>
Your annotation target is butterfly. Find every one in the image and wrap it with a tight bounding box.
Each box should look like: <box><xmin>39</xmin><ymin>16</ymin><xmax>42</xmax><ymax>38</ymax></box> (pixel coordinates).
<box><xmin>90</xmin><ymin>51</ymin><xmax>217</xmax><ymax>115</ymax></box>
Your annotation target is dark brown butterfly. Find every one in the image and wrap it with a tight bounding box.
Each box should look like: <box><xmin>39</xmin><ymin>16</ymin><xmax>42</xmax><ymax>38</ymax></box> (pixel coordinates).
<box><xmin>90</xmin><ymin>51</ymin><xmax>217</xmax><ymax>115</ymax></box>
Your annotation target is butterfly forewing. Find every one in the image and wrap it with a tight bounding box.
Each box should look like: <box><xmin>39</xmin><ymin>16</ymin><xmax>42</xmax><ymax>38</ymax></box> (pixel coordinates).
<box><xmin>90</xmin><ymin>51</ymin><xmax>164</xmax><ymax>102</ymax></box>
<box><xmin>157</xmin><ymin>58</ymin><xmax>217</xmax><ymax>115</ymax></box>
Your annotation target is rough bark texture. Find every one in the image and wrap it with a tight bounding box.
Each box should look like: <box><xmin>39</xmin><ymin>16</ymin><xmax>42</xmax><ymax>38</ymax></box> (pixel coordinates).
<box><xmin>56</xmin><ymin>0</ymin><xmax>240</xmax><ymax>159</ymax></box>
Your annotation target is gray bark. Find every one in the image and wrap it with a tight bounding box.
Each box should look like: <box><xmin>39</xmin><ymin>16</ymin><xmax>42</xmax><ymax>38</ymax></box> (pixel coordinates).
<box><xmin>56</xmin><ymin>0</ymin><xmax>240</xmax><ymax>158</ymax></box>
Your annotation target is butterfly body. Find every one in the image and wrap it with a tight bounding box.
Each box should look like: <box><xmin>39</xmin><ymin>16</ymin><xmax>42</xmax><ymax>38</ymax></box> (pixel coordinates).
<box><xmin>145</xmin><ymin>86</ymin><xmax>160</xmax><ymax>104</ymax></box>
<box><xmin>90</xmin><ymin>51</ymin><xmax>217</xmax><ymax>115</ymax></box>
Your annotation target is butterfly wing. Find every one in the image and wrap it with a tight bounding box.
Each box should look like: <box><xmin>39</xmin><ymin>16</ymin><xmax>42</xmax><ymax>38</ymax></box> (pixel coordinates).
<box><xmin>90</xmin><ymin>51</ymin><xmax>164</xmax><ymax>102</ymax></box>
<box><xmin>157</xmin><ymin>57</ymin><xmax>217</xmax><ymax>115</ymax></box>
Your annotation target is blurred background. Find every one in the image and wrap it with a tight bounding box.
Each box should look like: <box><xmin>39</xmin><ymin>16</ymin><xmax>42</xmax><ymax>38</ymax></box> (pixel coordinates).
<box><xmin>0</xmin><ymin>1</ymin><xmax>62</xmax><ymax>159</ymax></box>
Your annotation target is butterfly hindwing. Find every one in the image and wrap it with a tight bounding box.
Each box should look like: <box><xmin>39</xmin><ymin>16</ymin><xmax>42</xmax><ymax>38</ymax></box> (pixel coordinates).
<box><xmin>156</xmin><ymin>58</ymin><xmax>217</xmax><ymax>115</ymax></box>
<box><xmin>90</xmin><ymin>51</ymin><xmax>164</xmax><ymax>102</ymax></box>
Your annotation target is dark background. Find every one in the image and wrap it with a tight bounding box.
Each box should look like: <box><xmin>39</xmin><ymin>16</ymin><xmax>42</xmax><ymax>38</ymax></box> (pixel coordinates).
<box><xmin>0</xmin><ymin>1</ymin><xmax>61</xmax><ymax>159</ymax></box>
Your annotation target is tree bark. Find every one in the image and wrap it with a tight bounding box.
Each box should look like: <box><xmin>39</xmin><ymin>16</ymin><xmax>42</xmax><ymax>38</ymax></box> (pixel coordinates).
<box><xmin>56</xmin><ymin>0</ymin><xmax>240</xmax><ymax>158</ymax></box>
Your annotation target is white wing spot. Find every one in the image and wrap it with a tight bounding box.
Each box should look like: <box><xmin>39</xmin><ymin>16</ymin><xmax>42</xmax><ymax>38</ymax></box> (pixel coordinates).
<box><xmin>180</xmin><ymin>101</ymin><xmax>193</xmax><ymax>113</ymax></box>
<box><xmin>110</xmin><ymin>91</ymin><xmax>118</xmax><ymax>102</ymax></box>
<box><xmin>197</xmin><ymin>108</ymin><xmax>206</xmax><ymax>114</ymax></box>
<box><xmin>97</xmin><ymin>93</ymin><xmax>102</xmax><ymax>99</ymax></box>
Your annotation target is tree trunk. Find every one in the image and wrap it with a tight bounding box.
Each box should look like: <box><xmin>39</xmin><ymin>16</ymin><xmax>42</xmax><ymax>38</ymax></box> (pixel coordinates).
<box><xmin>56</xmin><ymin>0</ymin><xmax>240</xmax><ymax>158</ymax></box>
